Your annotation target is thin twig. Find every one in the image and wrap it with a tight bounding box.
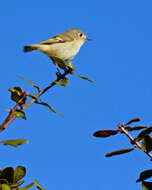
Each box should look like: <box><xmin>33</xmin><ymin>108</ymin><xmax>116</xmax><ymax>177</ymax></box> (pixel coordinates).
<box><xmin>23</xmin><ymin>68</ymin><xmax>70</xmax><ymax>110</ymax></box>
<box><xmin>0</xmin><ymin>69</ymin><xmax>71</xmax><ymax>132</ymax></box>
<box><xmin>118</xmin><ymin>124</ymin><xmax>152</xmax><ymax>159</ymax></box>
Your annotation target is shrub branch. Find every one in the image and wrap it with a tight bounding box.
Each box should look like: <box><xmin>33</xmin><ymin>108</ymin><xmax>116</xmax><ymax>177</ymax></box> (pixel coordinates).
<box><xmin>118</xmin><ymin>124</ymin><xmax>152</xmax><ymax>159</ymax></box>
<box><xmin>0</xmin><ymin>68</ymin><xmax>71</xmax><ymax>132</ymax></box>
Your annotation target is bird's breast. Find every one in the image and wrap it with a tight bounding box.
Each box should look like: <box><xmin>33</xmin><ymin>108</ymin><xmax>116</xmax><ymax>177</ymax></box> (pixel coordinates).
<box><xmin>42</xmin><ymin>40</ymin><xmax>85</xmax><ymax>61</ymax></box>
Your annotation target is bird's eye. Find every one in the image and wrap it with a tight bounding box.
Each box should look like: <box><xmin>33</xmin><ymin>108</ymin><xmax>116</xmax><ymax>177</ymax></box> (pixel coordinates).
<box><xmin>79</xmin><ymin>33</ymin><xmax>83</xmax><ymax>37</ymax></box>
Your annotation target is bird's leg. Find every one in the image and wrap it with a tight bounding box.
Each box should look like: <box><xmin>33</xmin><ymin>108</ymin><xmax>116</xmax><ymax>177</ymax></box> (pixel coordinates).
<box><xmin>50</xmin><ymin>57</ymin><xmax>62</xmax><ymax>74</ymax></box>
<box><xmin>64</xmin><ymin>61</ymin><xmax>75</xmax><ymax>73</ymax></box>
<box><xmin>55</xmin><ymin>63</ymin><xmax>61</xmax><ymax>73</ymax></box>
<box><xmin>53</xmin><ymin>60</ymin><xmax>62</xmax><ymax>75</ymax></box>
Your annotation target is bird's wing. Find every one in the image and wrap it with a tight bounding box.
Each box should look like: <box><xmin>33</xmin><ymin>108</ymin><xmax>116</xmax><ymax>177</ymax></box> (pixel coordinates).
<box><xmin>40</xmin><ymin>33</ymin><xmax>73</xmax><ymax>45</ymax></box>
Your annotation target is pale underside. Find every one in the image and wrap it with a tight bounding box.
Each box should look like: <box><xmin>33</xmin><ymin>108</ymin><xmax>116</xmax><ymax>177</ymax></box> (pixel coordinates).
<box><xmin>31</xmin><ymin>39</ymin><xmax>85</xmax><ymax>63</ymax></box>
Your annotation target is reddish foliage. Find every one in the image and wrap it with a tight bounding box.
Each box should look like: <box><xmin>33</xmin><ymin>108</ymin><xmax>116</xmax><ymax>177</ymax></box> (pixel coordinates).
<box><xmin>93</xmin><ymin>129</ymin><xmax>118</xmax><ymax>138</ymax></box>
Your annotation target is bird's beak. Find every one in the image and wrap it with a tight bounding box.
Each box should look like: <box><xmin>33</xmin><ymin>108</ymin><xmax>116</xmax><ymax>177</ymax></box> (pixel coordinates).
<box><xmin>86</xmin><ymin>37</ymin><xmax>92</xmax><ymax>40</ymax></box>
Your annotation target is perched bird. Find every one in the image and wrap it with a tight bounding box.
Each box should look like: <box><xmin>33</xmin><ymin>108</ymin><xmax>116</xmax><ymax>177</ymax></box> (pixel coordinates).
<box><xmin>24</xmin><ymin>29</ymin><xmax>91</xmax><ymax>66</ymax></box>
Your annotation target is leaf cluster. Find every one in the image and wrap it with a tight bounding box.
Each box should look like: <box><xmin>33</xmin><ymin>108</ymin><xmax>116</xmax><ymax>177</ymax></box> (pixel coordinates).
<box><xmin>93</xmin><ymin>117</ymin><xmax>152</xmax><ymax>189</ymax></box>
<box><xmin>0</xmin><ymin>166</ymin><xmax>45</xmax><ymax>190</ymax></box>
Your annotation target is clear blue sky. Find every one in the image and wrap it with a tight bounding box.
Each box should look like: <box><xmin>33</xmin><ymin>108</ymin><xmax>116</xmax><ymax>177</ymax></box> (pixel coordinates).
<box><xmin>0</xmin><ymin>0</ymin><xmax>152</xmax><ymax>189</ymax></box>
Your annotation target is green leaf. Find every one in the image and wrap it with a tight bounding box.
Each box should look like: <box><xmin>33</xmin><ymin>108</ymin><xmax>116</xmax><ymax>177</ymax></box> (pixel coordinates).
<box><xmin>126</xmin><ymin>126</ymin><xmax>147</xmax><ymax>131</ymax></box>
<box><xmin>34</xmin><ymin>180</ymin><xmax>46</xmax><ymax>190</ymax></box>
<box><xmin>8</xmin><ymin>86</ymin><xmax>27</xmax><ymax>105</ymax></box>
<box><xmin>14</xmin><ymin>166</ymin><xmax>26</xmax><ymax>183</ymax></box>
<box><xmin>0</xmin><ymin>167</ymin><xmax>14</xmax><ymax>185</ymax></box>
<box><xmin>36</xmin><ymin>102</ymin><xmax>64</xmax><ymax>117</ymax></box>
<box><xmin>142</xmin><ymin>181</ymin><xmax>152</xmax><ymax>190</ymax></box>
<box><xmin>10</xmin><ymin>180</ymin><xmax>25</xmax><ymax>188</ymax></box>
<box><xmin>141</xmin><ymin>135</ymin><xmax>152</xmax><ymax>153</ymax></box>
<box><xmin>136</xmin><ymin>127</ymin><xmax>152</xmax><ymax>141</ymax></box>
<box><xmin>8</xmin><ymin>86</ymin><xmax>22</xmax><ymax>96</ymax></box>
<box><xmin>137</xmin><ymin>170</ymin><xmax>152</xmax><ymax>182</ymax></box>
<box><xmin>5</xmin><ymin>109</ymin><xmax>10</xmax><ymax>113</ymax></box>
<box><xmin>28</xmin><ymin>94</ymin><xmax>40</xmax><ymax>100</ymax></box>
<box><xmin>0</xmin><ymin>139</ymin><xmax>28</xmax><ymax>148</ymax></box>
<box><xmin>0</xmin><ymin>184</ymin><xmax>11</xmax><ymax>190</ymax></box>
<box><xmin>72</xmin><ymin>72</ymin><xmax>93</xmax><ymax>82</ymax></box>
<box><xmin>18</xmin><ymin>76</ymin><xmax>41</xmax><ymax>92</ymax></box>
<box><xmin>14</xmin><ymin>110</ymin><xmax>26</xmax><ymax>120</ymax></box>
<box><xmin>126</xmin><ymin>117</ymin><xmax>141</xmax><ymax>125</ymax></box>
<box><xmin>54</xmin><ymin>78</ymin><xmax>69</xmax><ymax>86</ymax></box>
<box><xmin>66</xmin><ymin>62</ymin><xmax>75</xmax><ymax>71</ymax></box>
<box><xmin>19</xmin><ymin>182</ymin><xmax>35</xmax><ymax>190</ymax></box>
<box><xmin>106</xmin><ymin>147</ymin><xmax>135</xmax><ymax>157</ymax></box>
<box><xmin>6</xmin><ymin>109</ymin><xmax>27</xmax><ymax>120</ymax></box>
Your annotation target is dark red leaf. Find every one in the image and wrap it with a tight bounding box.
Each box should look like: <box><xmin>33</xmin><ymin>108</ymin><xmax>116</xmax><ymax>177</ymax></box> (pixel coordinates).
<box><xmin>93</xmin><ymin>130</ymin><xmax>118</xmax><ymax>138</ymax></box>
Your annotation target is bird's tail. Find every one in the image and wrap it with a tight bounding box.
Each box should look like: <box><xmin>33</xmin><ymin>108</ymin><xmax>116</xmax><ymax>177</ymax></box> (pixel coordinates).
<box><xmin>24</xmin><ymin>45</ymin><xmax>38</xmax><ymax>53</ymax></box>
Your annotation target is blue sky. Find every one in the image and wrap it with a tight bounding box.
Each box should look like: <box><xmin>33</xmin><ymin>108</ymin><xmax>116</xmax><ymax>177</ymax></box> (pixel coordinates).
<box><xmin>0</xmin><ymin>0</ymin><xmax>152</xmax><ymax>189</ymax></box>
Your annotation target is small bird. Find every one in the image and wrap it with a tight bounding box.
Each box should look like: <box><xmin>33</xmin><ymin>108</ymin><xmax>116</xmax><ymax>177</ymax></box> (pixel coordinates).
<box><xmin>24</xmin><ymin>29</ymin><xmax>91</xmax><ymax>67</ymax></box>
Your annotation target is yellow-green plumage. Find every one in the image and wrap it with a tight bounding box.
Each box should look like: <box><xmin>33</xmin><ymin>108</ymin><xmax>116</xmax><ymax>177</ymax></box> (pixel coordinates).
<box><xmin>24</xmin><ymin>29</ymin><xmax>90</xmax><ymax>65</ymax></box>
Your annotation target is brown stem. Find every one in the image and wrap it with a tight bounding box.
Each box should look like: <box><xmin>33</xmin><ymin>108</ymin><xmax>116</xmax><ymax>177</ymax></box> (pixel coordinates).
<box><xmin>118</xmin><ymin>124</ymin><xmax>152</xmax><ymax>159</ymax></box>
<box><xmin>0</xmin><ymin>93</ymin><xmax>27</xmax><ymax>132</ymax></box>
<box><xmin>0</xmin><ymin>69</ymin><xmax>71</xmax><ymax>132</ymax></box>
